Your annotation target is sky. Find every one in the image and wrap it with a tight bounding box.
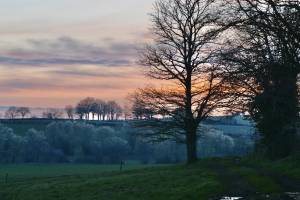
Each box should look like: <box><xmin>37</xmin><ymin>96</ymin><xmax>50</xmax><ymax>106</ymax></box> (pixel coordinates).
<box><xmin>0</xmin><ymin>0</ymin><xmax>156</xmax><ymax>107</ymax></box>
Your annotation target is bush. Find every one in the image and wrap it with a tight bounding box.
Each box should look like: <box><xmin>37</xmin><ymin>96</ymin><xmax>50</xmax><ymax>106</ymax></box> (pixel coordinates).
<box><xmin>0</xmin><ymin>124</ymin><xmax>23</xmax><ymax>163</ymax></box>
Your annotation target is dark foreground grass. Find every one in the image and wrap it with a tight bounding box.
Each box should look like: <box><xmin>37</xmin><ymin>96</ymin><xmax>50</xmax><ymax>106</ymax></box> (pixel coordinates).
<box><xmin>0</xmin><ymin>164</ymin><xmax>154</xmax><ymax>182</ymax></box>
<box><xmin>0</xmin><ymin>164</ymin><xmax>222</xmax><ymax>200</ymax></box>
<box><xmin>0</xmin><ymin>157</ymin><xmax>299</xmax><ymax>200</ymax></box>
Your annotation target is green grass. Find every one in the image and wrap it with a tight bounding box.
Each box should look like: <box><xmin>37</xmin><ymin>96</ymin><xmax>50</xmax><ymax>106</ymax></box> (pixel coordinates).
<box><xmin>237</xmin><ymin>155</ymin><xmax>300</xmax><ymax>183</ymax></box>
<box><xmin>0</xmin><ymin>157</ymin><xmax>299</xmax><ymax>200</ymax></box>
<box><xmin>231</xmin><ymin>166</ymin><xmax>281</xmax><ymax>193</ymax></box>
<box><xmin>0</xmin><ymin>164</ymin><xmax>154</xmax><ymax>182</ymax></box>
<box><xmin>262</xmin><ymin>156</ymin><xmax>300</xmax><ymax>181</ymax></box>
<box><xmin>0</xmin><ymin>164</ymin><xmax>222</xmax><ymax>200</ymax></box>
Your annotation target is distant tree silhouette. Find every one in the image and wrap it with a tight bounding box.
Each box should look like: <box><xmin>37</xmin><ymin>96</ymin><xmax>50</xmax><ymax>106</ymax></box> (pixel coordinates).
<box><xmin>75</xmin><ymin>98</ymin><xmax>123</xmax><ymax>121</ymax></box>
<box><xmin>115</xmin><ymin>104</ymin><xmax>123</xmax><ymax>120</ymax></box>
<box><xmin>75</xmin><ymin>102</ymin><xmax>86</xmax><ymax>120</ymax></box>
<box><xmin>43</xmin><ymin>108</ymin><xmax>63</xmax><ymax>119</ymax></box>
<box><xmin>65</xmin><ymin>105</ymin><xmax>74</xmax><ymax>119</ymax></box>
<box><xmin>107</xmin><ymin>101</ymin><xmax>122</xmax><ymax>120</ymax></box>
<box><xmin>123</xmin><ymin>104</ymin><xmax>132</xmax><ymax>120</ymax></box>
<box><xmin>90</xmin><ymin>100</ymin><xmax>99</xmax><ymax>120</ymax></box>
<box><xmin>94</xmin><ymin>99</ymin><xmax>106</xmax><ymax>121</ymax></box>
<box><xmin>5</xmin><ymin>107</ymin><xmax>19</xmax><ymax>119</ymax></box>
<box><xmin>130</xmin><ymin>91</ymin><xmax>154</xmax><ymax>120</ymax></box>
<box><xmin>16</xmin><ymin>107</ymin><xmax>31</xmax><ymax>119</ymax></box>
<box><xmin>75</xmin><ymin>97</ymin><xmax>95</xmax><ymax>120</ymax></box>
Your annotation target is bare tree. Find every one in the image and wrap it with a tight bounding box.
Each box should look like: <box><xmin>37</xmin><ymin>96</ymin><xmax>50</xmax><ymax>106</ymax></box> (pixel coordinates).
<box><xmin>76</xmin><ymin>97</ymin><xmax>95</xmax><ymax>120</ymax></box>
<box><xmin>138</xmin><ymin>0</ymin><xmax>230</xmax><ymax>163</ymax></box>
<box><xmin>94</xmin><ymin>99</ymin><xmax>106</xmax><ymax>121</ymax></box>
<box><xmin>65</xmin><ymin>105</ymin><xmax>74</xmax><ymax>119</ymax></box>
<box><xmin>16</xmin><ymin>107</ymin><xmax>31</xmax><ymax>119</ymax></box>
<box><xmin>106</xmin><ymin>101</ymin><xmax>122</xmax><ymax>120</ymax></box>
<box><xmin>130</xmin><ymin>91</ymin><xmax>155</xmax><ymax>120</ymax></box>
<box><xmin>90</xmin><ymin>100</ymin><xmax>98</xmax><ymax>120</ymax></box>
<box><xmin>123</xmin><ymin>104</ymin><xmax>133</xmax><ymax>120</ymax></box>
<box><xmin>75</xmin><ymin>102</ymin><xmax>86</xmax><ymax>120</ymax></box>
<box><xmin>5</xmin><ymin>107</ymin><xmax>19</xmax><ymax>119</ymax></box>
<box><xmin>84</xmin><ymin>97</ymin><xmax>96</xmax><ymax>120</ymax></box>
<box><xmin>43</xmin><ymin>108</ymin><xmax>63</xmax><ymax>119</ymax></box>
<box><xmin>115</xmin><ymin>104</ymin><xmax>123</xmax><ymax>120</ymax></box>
<box><xmin>103</xmin><ymin>103</ymin><xmax>109</xmax><ymax>120</ymax></box>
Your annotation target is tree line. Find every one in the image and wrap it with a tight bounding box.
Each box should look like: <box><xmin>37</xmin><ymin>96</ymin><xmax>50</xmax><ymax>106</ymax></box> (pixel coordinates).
<box><xmin>73</xmin><ymin>97</ymin><xmax>123</xmax><ymax>120</ymax></box>
<box><xmin>4</xmin><ymin>107</ymin><xmax>31</xmax><ymax>119</ymax></box>
<box><xmin>2</xmin><ymin>96</ymin><xmax>166</xmax><ymax>121</ymax></box>
<box><xmin>2</xmin><ymin>98</ymin><xmax>124</xmax><ymax>120</ymax></box>
<box><xmin>0</xmin><ymin>121</ymin><xmax>253</xmax><ymax>164</ymax></box>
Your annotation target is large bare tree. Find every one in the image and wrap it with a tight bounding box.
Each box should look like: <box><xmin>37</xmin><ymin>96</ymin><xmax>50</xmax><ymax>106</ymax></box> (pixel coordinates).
<box><xmin>138</xmin><ymin>0</ymin><xmax>231</xmax><ymax>163</ymax></box>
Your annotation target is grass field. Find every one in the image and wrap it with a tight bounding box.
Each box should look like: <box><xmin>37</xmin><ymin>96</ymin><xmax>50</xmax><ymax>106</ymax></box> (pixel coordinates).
<box><xmin>0</xmin><ymin>163</ymin><xmax>153</xmax><ymax>182</ymax></box>
<box><xmin>0</xmin><ymin>157</ymin><xmax>299</xmax><ymax>200</ymax></box>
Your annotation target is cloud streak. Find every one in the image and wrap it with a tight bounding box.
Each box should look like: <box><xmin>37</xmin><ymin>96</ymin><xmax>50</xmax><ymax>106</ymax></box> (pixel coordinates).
<box><xmin>0</xmin><ymin>36</ymin><xmax>139</xmax><ymax>66</ymax></box>
<box><xmin>0</xmin><ymin>0</ymin><xmax>156</xmax><ymax>107</ymax></box>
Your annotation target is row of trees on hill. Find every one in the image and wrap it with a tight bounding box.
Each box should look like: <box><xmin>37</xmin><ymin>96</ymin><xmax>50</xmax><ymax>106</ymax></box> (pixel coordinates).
<box><xmin>3</xmin><ymin>98</ymin><xmax>124</xmax><ymax>120</ymax></box>
<box><xmin>3</xmin><ymin>107</ymin><xmax>65</xmax><ymax>120</ymax></box>
<box><xmin>67</xmin><ymin>97</ymin><xmax>123</xmax><ymax>120</ymax></box>
<box><xmin>5</xmin><ymin>107</ymin><xmax>31</xmax><ymax>119</ymax></box>
<box><xmin>2</xmin><ymin>96</ymin><xmax>153</xmax><ymax>120</ymax></box>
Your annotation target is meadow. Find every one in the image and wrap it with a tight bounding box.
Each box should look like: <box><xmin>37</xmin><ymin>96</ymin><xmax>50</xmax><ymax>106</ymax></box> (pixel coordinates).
<box><xmin>0</xmin><ymin>163</ymin><xmax>150</xmax><ymax>182</ymax></box>
<box><xmin>0</xmin><ymin>157</ymin><xmax>299</xmax><ymax>200</ymax></box>
<box><xmin>0</xmin><ymin>120</ymin><xmax>298</xmax><ymax>199</ymax></box>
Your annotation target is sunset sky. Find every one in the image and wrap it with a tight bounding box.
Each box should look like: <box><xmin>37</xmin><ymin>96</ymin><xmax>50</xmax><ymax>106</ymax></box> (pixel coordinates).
<box><xmin>0</xmin><ymin>0</ymin><xmax>156</xmax><ymax>107</ymax></box>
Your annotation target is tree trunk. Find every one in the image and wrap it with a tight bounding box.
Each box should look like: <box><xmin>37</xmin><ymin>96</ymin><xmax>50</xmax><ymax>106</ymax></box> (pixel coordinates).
<box><xmin>186</xmin><ymin>128</ymin><xmax>197</xmax><ymax>164</ymax></box>
<box><xmin>184</xmin><ymin>67</ymin><xmax>198</xmax><ymax>164</ymax></box>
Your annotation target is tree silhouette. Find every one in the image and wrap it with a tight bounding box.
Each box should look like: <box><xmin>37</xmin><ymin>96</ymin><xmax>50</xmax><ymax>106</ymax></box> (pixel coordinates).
<box><xmin>5</xmin><ymin>107</ymin><xmax>19</xmax><ymax>119</ymax></box>
<box><xmin>16</xmin><ymin>107</ymin><xmax>31</xmax><ymax>119</ymax></box>
<box><xmin>43</xmin><ymin>108</ymin><xmax>63</xmax><ymax>119</ymax></box>
<box><xmin>65</xmin><ymin>105</ymin><xmax>74</xmax><ymax>120</ymax></box>
<box><xmin>219</xmin><ymin>0</ymin><xmax>300</xmax><ymax>158</ymax></box>
<box><xmin>138</xmin><ymin>0</ymin><xmax>231</xmax><ymax>163</ymax></box>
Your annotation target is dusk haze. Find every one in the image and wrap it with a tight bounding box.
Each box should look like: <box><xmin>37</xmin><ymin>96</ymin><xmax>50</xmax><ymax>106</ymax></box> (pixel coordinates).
<box><xmin>0</xmin><ymin>1</ymin><xmax>299</xmax><ymax>200</ymax></box>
